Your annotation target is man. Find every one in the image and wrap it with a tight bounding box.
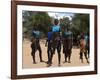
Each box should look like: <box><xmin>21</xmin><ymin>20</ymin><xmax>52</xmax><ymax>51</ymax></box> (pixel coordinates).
<box><xmin>31</xmin><ymin>28</ymin><xmax>43</xmax><ymax>64</ymax></box>
<box><xmin>52</xmin><ymin>19</ymin><xmax>61</xmax><ymax>66</ymax></box>
<box><xmin>62</xmin><ymin>28</ymin><xmax>73</xmax><ymax>63</ymax></box>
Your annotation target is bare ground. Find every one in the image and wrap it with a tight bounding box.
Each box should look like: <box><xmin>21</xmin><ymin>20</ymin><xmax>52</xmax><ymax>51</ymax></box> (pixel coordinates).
<box><xmin>22</xmin><ymin>39</ymin><xmax>89</xmax><ymax>69</ymax></box>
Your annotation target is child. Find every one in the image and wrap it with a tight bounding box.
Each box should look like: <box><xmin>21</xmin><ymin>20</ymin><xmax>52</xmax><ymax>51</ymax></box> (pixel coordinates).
<box><xmin>79</xmin><ymin>33</ymin><xmax>89</xmax><ymax>63</ymax></box>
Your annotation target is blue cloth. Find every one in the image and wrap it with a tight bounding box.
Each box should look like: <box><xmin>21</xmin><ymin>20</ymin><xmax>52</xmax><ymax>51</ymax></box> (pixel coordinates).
<box><xmin>85</xmin><ymin>35</ymin><xmax>89</xmax><ymax>43</ymax></box>
<box><xmin>85</xmin><ymin>35</ymin><xmax>88</xmax><ymax>40</ymax></box>
<box><xmin>64</xmin><ymin>31</ymin><xmax>72</xmax><ymax>39</ymax></box>
<box><xmin>52</xmin><ymin>25</ymin><xmax>60</xmax><ymax>32</ymax></box>
<box><xmin>65</xmin><ymin>31</ymin><xmax>72</xmax><ymax>36</ymax></box>
<box><xmin>47</xmin><ymin>32</ymin><xmax>53</xmax><ymax>41</ymax></box>
<box><xmin>32</xmin><ymin>31</ymin><xmax>40</xmax><ymax>38</ymax></box>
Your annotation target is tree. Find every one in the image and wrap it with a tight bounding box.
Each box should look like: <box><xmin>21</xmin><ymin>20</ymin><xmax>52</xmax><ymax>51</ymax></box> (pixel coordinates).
<box><xmin>32</xmin><ymin>12</ymin><xmax>52</xmax><ymax>34</ymax></box>
<box><xmin>60</xmin><ymin>17</ymin><xmax>70</xmax><ymax>30</ymax></box>
<box><xmin>22</xmin><ymin>11</ymin><xmax>52</xmax><ymax>38</ymax></box>
<box><xmin>71</xmin><ymin>14</ymin><xmax>89</xmax><ymax>36</ymax></box>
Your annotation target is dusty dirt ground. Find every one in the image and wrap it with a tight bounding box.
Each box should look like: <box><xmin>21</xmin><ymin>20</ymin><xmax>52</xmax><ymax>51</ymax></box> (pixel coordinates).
<box><xmin>22</xmin><ymin>39</ymin><xmax>89</xmax><ymax>69</ymax></box>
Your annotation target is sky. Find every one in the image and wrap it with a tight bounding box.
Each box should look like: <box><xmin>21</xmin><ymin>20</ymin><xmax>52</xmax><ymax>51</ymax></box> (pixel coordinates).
<box><xmin>48</xmin><ymin>12</ymin><xmax>74</xmax><ymax>20</ymax></box>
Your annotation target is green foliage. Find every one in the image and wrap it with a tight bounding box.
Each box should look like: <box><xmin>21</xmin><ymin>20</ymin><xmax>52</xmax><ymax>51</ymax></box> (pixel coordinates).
<box><xmin>60</xmin><ymin>17</ymin><xmax>70</xmax><ymax>30</ymax></box>
<box><xmin>32</xmin><ymin>12</ymin><xmax>52</xmax><ymax>34</ymax></box>
<box><xmin>23</xmin><ymin>11</ymin><xmax>52</xmax><ymax>38</ymax></box>
<box><xmin>22</xmin><ymin>11</ymin><xmax>89</xmax><ymax>39</ymax></box>
<box><xmin>71</xmin><ymin>14</ymin><xmax>89</xmax><ymax>36</ymax></box>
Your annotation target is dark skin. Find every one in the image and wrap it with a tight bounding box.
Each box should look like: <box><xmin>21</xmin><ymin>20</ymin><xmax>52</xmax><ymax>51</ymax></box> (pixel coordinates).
<box><xmin>45</xmin><ymin>38</ymin><xmax>53</xmax><ymax>67</ymax></box>
<box><xmin>79</xmin><ymin>38</ymin><xmax>89</xmax><ymax>63</ymax></box>
<box><xmin>31</xmin><ymin>36</ymin><xmax>44</xmax><ymax>64</ymax></box>
<box><xmin>51</xmin><ymin>19</ymin><xmax>61</xmax><ymax>66</ymax></box>
<box><xmin>45</xmin><ymin>28</ymin><xmax>53</xmax><ymax>67</ymax></box>
<box><xmin>62</xmin><ymin>29</ymin><xmax>73</xmax><ymax>63</ymax></box>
